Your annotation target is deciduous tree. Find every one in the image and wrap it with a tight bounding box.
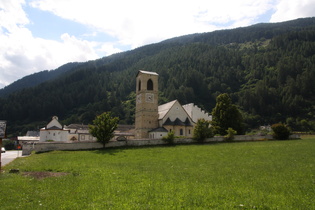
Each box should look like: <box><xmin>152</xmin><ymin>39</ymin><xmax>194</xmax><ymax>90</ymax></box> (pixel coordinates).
<box><xmin>89</xmin><ymin>112</ymin><xmax>119</xmax><ymax>148</ymax></box>
<box><xmin>193</xmin><ymin>119</ymin><xmax>213</xmax><ymax>143</ymax></box>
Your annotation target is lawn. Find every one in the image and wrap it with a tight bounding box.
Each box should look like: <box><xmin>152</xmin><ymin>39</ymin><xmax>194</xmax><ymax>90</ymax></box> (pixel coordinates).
<box><xmin>1</xmin><ymin>137</ymin><xmax>314</xmax><ymax>209</ymax></box>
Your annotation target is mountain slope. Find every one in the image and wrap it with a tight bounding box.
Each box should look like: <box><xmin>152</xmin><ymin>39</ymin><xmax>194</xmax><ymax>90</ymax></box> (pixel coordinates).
<box><xmin>1</xmin><ymin>17</ymin><xmax>315</xmax><ymax>136</ymax></box>
<box><xmin>0</xmin><ymin>62</ymin><xmax>80</xmax><ymax>97</ymax></box>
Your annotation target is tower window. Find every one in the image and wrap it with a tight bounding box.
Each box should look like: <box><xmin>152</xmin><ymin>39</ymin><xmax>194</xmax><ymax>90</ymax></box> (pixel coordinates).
<box><xmin>138</xmin><ymin>80</ymin><xmax>141</xmax><ymax>91</ymax></box>
<box><xmin>147</xmin><ymin>79</ymin><xmax>153</xmax><ymax>90</ymax></box>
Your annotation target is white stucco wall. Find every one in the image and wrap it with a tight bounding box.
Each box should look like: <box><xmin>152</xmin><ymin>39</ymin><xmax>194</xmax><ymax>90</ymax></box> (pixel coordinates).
<box><xmin>40</xmin><ymin>129</ymin><xmax>69</xmax><ymax>142</ymax></box>
<box><xmin>46</xmin><ymin>117</ymin><xmax>63</xmax><ymax>129</ymax></box>
<box><xmin>183</xmin><ymin>103</ymin><xmax>212</xmax><ymax>123</ymax></box>
<box><xmin>149</xmin><ymin>131</ymin><xmax>168</xmax><ymax>139</ymax></box>
<box><xmin>159</xmin><ymin>101</ymin><xmax>191</xmax><ymax>126</ymax></box>
<box><xmin>24</xmin><ymin>135</ymin><xmax>294</xmax><ymax>155</ymax></box>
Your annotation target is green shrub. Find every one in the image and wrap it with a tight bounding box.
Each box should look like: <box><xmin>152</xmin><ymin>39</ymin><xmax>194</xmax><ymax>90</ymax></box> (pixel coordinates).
<box><xmin>2</xmin><ymin>139</ymin><xmax>15</xmax><ymax>150</ymax></box>
<box><xmin>225</xmin><ymin>127</ymin><xmax>237</xmax><ymax>141</ymax></box>
<box><xmin>162</xmin><ymin>131</ymin><xmax>175</xmax><ymax>145</ymax></box>
<box><xmin>271</xmin><ymin>123</ymin><xmax>291</xmax><ymax>140</ymax></box>
<box><xmin>193</xmin><ymin>119</ymin><xmax>213</xmax><ymax>143</ymax></box>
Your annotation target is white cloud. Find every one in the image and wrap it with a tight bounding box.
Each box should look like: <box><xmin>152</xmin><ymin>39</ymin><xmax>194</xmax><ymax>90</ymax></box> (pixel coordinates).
<box><xmin>29</xmin><ymin>0</ymin><xmax>276</xmax><ymax>48</ymax></box>
<box><xmin>99</xmin><ymin>43</ymin><xmax>123</xmax><ymax>56</ymax></box>
<box><xmin>271</xmin><ymin>0</ymin><xmax>315</xmax><ymax>22</ymax></box>
<box><xmin>0</xmin><ymin>0</ymin><xmax>29</xmax><ymax>32</ymax></box>
<box><xmin>0</xmin><ymin>0</ymin><xmax>314</xmax><ymax>88</ymax></box>
<box><xmin>0</xmin><ymin>0</ymin><xmax>99</xmax><ymax>88</ymax></box>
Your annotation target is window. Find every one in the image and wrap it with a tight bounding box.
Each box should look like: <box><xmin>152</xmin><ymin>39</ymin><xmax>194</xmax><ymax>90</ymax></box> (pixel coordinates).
<box><xmin>138</xmin><ymin>80</ymin><xmax>141</xmax><ymax>91</ymax></box>
<box><xmin>189</xmin><ymin>129</ymin><xmax>191</xmax><ymax>134</ymax></box>
<box><xmin>180</xmin><ymin>129</ymin><xmax>183</xmax><ymax>135</ymax></box>
<box><xmin>147</xmin><ymin>79</ymin><xmax>153</xmax><ymax>90</ymax></box>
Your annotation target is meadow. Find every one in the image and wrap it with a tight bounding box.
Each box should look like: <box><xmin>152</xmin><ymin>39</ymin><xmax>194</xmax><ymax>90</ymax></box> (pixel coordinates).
<box><xmin>1</xmin><ymin>136</ymin><xmax>314</xmax><ymax>209</ymax></box>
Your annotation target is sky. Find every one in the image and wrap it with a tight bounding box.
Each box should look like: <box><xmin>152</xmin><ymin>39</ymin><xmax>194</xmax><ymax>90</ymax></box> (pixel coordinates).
<box><xmin>0</xmin><ymin>0</ymin><xmax>314</xmax><ymax>88</ymax></box>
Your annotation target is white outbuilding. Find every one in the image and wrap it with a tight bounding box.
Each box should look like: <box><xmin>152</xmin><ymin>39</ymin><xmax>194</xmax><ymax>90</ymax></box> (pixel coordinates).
<box><xmin>39</xmin><ymin>116</ymin><xmax>69</xmax><ymax>142</ymax></box>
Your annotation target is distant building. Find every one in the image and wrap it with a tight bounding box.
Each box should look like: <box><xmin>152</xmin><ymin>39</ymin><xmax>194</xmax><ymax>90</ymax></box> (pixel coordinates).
<box><xmin>65</xmin><ymin>124</ymin><xmax>95</xmax><ymax>141</ymax></box>
<box><xmin>39</xmin><ymin>116</ymin><xmax>69</xmax><ymax>142</ymax></box>
<box><xmin>113</xmin><ymin>124</ymin><xmax>135</xmax><ymax>141</ymax></box>
<box><xmin>135</xmin><ymin>70</ymin><xmax>212</xmax><ymax>139</ymax></box>
<box><xmin>26</xmin><ymin>131</ymin><xmax>40</xmax><ymax>137</ymax></box>
<box><xmin>38</xmin><ymin>70</ymin><xmax>212</xmax><ymax>141</ymax></box>
<box><xmin>39</xmin><ymin>116</ymin><xmax>134</xmax><ymax>142</ymax></box>
<box><xmin>17</xmin><ymin>130</ymin><xmax>40</xmax><ymax>144</ymax></box>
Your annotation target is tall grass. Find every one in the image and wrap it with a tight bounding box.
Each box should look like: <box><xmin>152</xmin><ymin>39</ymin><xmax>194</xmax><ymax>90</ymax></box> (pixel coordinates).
<box><xmin>1</xmin><ymin>137</ymin><xmax>315</xmax><ymax>209</ymax></box>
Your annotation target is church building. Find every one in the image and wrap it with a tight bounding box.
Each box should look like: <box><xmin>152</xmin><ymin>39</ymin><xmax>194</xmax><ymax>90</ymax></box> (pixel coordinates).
<box><xmin>135</xmin><ymin>70</ymin><xmax>212</xmax><ymax>139</ymax></box>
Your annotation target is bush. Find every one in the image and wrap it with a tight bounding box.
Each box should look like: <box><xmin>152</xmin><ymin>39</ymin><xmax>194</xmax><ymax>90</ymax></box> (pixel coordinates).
<box><xmin>193</xmin><ymin>119</ymin><xmax>214</xmax><ymax>143</ymax></box>
<box><xmin>271</xmin><ymin>123</ymin><xmax>291</xmax><ymax>140</ymax></box>
<box><xmin>162</xmin><ymin>131</ymin><xmax>175</xmax><ymax>145</ymax></box>
<box><xmin>225</xmin><ymin>127</ymin><xmax>237</xmax><ymax>141</ymax></box>
<box><xmin>2</xmin><ymin>139</ymin><xmax>15</xmax><ymax>150</ymax></box>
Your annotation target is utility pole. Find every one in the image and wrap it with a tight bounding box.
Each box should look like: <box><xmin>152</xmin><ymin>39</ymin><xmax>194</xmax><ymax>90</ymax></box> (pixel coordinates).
<box><xmin>0</xmin><ymin>120</ymin><xmax>7</xmax><ymax>171</ymax></box>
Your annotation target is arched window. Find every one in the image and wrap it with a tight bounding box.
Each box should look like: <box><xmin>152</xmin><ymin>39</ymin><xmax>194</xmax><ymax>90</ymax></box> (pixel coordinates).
<box><xmin>147</xmin><ymin>79</ymin><xmax>153</xmax><ymax>90</ymax></box>
<box><xmin>138</xmin><ymin>80</ymin><xmax>141</xmax><ymax>91</ymax></box>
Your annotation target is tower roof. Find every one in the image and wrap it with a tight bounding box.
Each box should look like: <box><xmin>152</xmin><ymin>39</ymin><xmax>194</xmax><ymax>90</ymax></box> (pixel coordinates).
<box><xmin>137</xmin><ymin>70</ymin><xmax>159</xmax><ymax>77</ymax></box>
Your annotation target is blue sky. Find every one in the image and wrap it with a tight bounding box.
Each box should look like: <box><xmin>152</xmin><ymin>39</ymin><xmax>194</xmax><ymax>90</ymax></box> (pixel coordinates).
<box><xmin>0</xmin><ymin>0</ymin><xmax>314</xmax><ymax>88</ymax></box>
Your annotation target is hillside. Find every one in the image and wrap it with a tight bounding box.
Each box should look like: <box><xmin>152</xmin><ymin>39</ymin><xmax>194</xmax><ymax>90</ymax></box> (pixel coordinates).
<box><xmin>1</xmin><ymin>17</ymin><xmax>315</xmax><ymax>136</ymax></box>
<box><xmin>0</xmin><ymin>62</ymin><xmax>80</xmax><ymax>97</ymax></box>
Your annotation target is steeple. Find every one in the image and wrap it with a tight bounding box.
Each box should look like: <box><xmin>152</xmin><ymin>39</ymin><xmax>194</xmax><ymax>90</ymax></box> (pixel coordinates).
<box><xmin>135</xmin><ymin>70</ymin><xmax>159</xmax><ymax>139</ymax></box>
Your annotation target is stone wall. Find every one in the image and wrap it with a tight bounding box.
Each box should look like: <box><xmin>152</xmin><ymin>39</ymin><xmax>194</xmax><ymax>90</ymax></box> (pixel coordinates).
<box><xmin>22</xmin><ymin>134</ymin><xmax>299</xmax><ymax>156</ymax></box>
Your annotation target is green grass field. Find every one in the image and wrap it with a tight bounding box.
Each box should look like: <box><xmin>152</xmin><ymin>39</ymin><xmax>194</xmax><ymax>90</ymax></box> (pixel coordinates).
<box><xmin>1</xmin><ymin>137</ymin><xmax>315</xmax><ymax>209</ymax></box>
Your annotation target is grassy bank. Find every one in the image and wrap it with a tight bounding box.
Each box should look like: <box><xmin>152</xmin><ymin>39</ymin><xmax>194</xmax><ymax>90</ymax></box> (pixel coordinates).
<box><xmin>1</xmin><ymin>137</ymin><xmax>314</xmax><ymax>209</ymax></box>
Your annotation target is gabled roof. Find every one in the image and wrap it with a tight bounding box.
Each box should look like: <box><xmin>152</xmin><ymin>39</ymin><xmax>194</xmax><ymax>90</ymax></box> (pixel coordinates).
<box><xmin>46</xmin><ymin>116</ymin><xmax>63</xmax><ymax>130</ymax></box>
<box><xmin>173</xmin><ymin>118</ymin><xmax>186</xmax><ymax>126</ymax></box>
<box><xmin>26</xmin><ymin>131</ymin><xmax>39</xmax><ymax>136</ymax></box>
<box><xmin>65</xmin><ymin>124</ymin><xmax>89</xmax><ymax>130</ymax></box>
<box><xmin>184</xmin><ymin>118</ymin><xmax>193</xmax><ymax>126</ymax></box>
<box><xmin>163</xmin><ymin>118</ymin><xmax>173</xmax><ymax>125</ymax></box>
<box><xmin>137</xmin><ymin>70</ymin><xmax>159</xmax><ymax>77</ymax></box>
<box><xmin>46</xmin><ymin>126</ymin><xmax>63</xmax><ymax>130</ymax></box>
<box><xmin>149</xmin><ymin>127</ymin><xmax>168</xmax><ymax>133</ymax></box>
<box><xmin>162</xmin><ymin>117</ymin><xmax>192</xmax><ymax>126</ymax></box>
<box><xmin>158</xmin><ymin>100</ymin><xmax>177</xmax><ymax>120</ymax></box>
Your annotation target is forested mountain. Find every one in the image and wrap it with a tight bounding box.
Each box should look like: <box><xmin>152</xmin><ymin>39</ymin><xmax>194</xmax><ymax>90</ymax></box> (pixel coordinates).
<box><xmin>0</xmin><ymin>62</ymin><xmax>79</xmax><ymax>97</ymax></box>
<box><xmin>1</xmin><ymin>17</ymin><xmax>315</xmax><ymax>136</ymax></box>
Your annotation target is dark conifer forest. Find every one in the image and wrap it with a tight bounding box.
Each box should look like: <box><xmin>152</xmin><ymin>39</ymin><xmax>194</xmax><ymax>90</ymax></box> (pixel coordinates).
<box><xmin>1</xmin><ymin>17</ymin><xmax>315</xmax><ymax>136</ymax></box>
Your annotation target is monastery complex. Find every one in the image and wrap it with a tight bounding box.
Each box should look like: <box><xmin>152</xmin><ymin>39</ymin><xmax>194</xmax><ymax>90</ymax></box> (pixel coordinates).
<box><xmin>135</xmin><ymin>70</ymin><xmax>211</xmax><ymax>139</ymax></box>
<box><xmin>25</xmin><ymin>70</ymin><xmax>211</xmax><ymax>143</ymax></box>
